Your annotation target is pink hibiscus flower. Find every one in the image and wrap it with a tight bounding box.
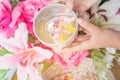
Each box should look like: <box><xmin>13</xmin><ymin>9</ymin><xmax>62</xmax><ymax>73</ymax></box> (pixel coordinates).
<box><xmin>0</xmin><ymin>23</ymin><xmax>53</xmax><ymax>80</ymax></box>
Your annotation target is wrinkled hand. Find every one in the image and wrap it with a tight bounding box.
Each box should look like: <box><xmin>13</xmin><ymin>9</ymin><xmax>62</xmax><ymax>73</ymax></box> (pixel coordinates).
<box><xmin>56</xmin><ymin>18</ymin><xmax>120</xmax><ymax>54</ymax></box>
<box><xmin>52</xmin><ymin>0</ymin><xmax>97</xmax><ymax>16</ymax></box>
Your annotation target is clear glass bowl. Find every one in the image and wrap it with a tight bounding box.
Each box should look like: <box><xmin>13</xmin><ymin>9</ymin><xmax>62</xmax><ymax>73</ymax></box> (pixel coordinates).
<box><xmin>33</xmin><ymin>4</ymin><xmax>78</xmax><ymax>49</ymax></box>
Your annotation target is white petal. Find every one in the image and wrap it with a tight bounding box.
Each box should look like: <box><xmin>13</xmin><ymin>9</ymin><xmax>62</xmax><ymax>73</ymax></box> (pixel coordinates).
<box><xmin>107</xmin><ymin>15</ymin><xmax>120</xmax><ymax>25</ymax></box>
<box><xmin>104</xmin><ymin>53</ymin><xmax>115</xmax><ymax>68</ymax></box>
<box><xmin>14</xmin><ymin>23</ymin><xmax>28</xmax><ymax>49</ymax></box>
<box><xmin>104</xmin><ymin>24</ymin><xmax>120</xmax><ymax>31</ymax></box>
<box><xmin>0</xmin><ymin>54</ymin><xmax>18</xmax><ymax>69</ymax></box>
<box><xmin>0</xmin><ymin>35</ymin><xmax>21</xmax><ymax>52</ymax></box>
<box><xmin>106</xmin><ymin>47</ymin><xmax>116</xmax><ymax>54</ymax></box>
<box><xmin>4</xmin><ymin>68</ymin><xmax>16</xmax><ymax>80</ymax></box>
<box><xmin>0</xmin><ymin>23</ymin><xmax>28</xmax><ymax>52</ymax></box>
<box><xmin>17</xmin><ymin>67</ymin><xmax>27</xmax><ymax>80</ymax></box>
<box><xmin>99</xmin><ymin>0</ymin><xmax>120</xmax><ymax>17</ymax></box>
<box><xmin>28</xmin><ymin>67</ymin><xmax>42</xmax><ymax>80</ymax></box>
<box><xmin>34</xmin><ymin>47</ymin><xmax>53</xmax><ymax>62</ymax></box>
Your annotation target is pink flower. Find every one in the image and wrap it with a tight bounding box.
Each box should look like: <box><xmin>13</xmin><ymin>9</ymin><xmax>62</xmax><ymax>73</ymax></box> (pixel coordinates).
<box><xmin>0</xmin><ymin>0</ymin><xmax>12</xmax><ymax>38</ymax></box>
<box><xmin>53</xmin><ymin>51</ymin><xmax>89</xmax><ymax>69</ymax></box>
<box><xmin>10</xmin><ymin>0</ymin><xmax>51</xmax><ymax>38</ymax></box>
<box><xmin>39</xmin><ymin>44</ymin><xmax>89</xmax><ymax>69</ymax></box>
<box><xmin>0</xmin><ymin>23</ymin><xmax>53</xmax><ymax>80</ymax></box>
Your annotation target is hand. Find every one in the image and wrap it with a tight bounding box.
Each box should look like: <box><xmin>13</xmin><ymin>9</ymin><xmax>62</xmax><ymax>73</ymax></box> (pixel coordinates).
<box><xmin>52</xmin><ymin>0</ymin><xmax>98</xmax><ymax>17</ymax></box>
<box><xmin>57</xmin><ymin>18</ymin><xmax>120</xmax><ymax>54</ymax></box>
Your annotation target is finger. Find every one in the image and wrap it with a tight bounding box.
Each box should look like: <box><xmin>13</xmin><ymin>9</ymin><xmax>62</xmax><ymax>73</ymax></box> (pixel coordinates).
<box><xmin>64</xmin><ymin>35</ymin><xmax>91</xmax><ymax>49</ymax></box>
<box><xmin>77</xmin><ymin>11</ymin><xmax>85</xmax><ymax>18</ymax></box>
<box><xmin>80</xmin><ymin>0</ymin><xmax>98</xmax><ymax>11</ymax></box>
<box><xmin>78</xmin><ymin>27</ymin><xmax>84</xmax><ymax>31</ymax></box>
<box><xmin>76</xmin><ymin>35</ymin><xmax>91</xmax><ymax>42</ymax></box>
<box><xmin>51</xmin><ymin>0</ymin><xmax>66</xmax><ymax>4</ymax></box>
<box><xmin>66</xmin><ymin>0</ymin><xmax>74</xmax><ymax>12</ymax></box>
<box><xmin>78</xmin><ymin>18</ymin><xmax>99</xmax><ymax>34</ymax></box>
<box><xmin>60</xmin><ymin>40</ymin><xmax>92</xmax><ymax>54</ymax></box>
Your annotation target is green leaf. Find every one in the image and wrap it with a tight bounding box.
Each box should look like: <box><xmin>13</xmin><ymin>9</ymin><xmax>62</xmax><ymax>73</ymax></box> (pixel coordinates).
<box><xmin>90</xmin><ymin>49</ymin><xmax>106</xmax><ymax>65</ymax></box>
<box><xmin>0</xmin><ymin>69</ymin><xmax>8</xmax><ymax>80</ymax></box>
<box><xmin>10</xmin><ymin>0</ymin><xmax>19</xmax><ymax>9</ymax></box>
<box><xmin>0</xmin><ymin>49</ymin><xmax>9</xmax><ymax>56</ymax></box>
<box><xmin>0</xmin><ymin>50</ymin><xmax>9</xmax><ymax>79</ymax></box>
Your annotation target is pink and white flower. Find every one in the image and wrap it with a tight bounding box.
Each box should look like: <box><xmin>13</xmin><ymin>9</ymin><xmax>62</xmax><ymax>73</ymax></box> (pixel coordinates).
<box><xmin>0</xmin><ymin>23</ymin><xmax>53</xmax><ymax>80</ymax></box>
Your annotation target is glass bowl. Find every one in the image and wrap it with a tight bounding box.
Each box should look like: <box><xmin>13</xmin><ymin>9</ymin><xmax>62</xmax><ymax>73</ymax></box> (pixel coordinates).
<box><xmin>33</xmin><ymin>4</ymin><xmax>78</xmax><ymax>49</ymax></box>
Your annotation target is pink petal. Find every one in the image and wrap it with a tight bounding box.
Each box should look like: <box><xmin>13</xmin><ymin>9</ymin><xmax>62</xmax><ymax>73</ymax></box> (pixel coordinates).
<box><xmin>69</xmin><ymin>50</ymin><xmax>89</xmax><ymax>66</ymax></box>
<box><xmin>53</xmin><ymin>54</ymin><xmax>68</xmax><ymax>69</ymax></box>
<box><xmin>3</xmin><ymin>0</ymin><xmax>11</xmax><ymax>11</ymax></box>
<box><xmin>0</xmin><ymin>35</ymin><xmax>21</xmax><ymax>52</ymax></box>
<box><xmin>116</xmin><ymin>8</ymin><xmax>120</xmax><ymax>14</ymax></box>
<box><xmin>9</xmin><ymin>6</ymin><xmax>22</xmax><ymax>28</ymax></box>
<box><xmin>28</xmin><ymin>67</ymin><xmax>42</xmax><ymax>80</ymax></box>
<box><xmin>0</xmin><ymin>54</ymin><xmax>18</xmax><ymax>69</ymax></box>
<box><xmin>17</xmin><ymin>67</ymin><xmax>27</xmax><ymax>80</ymax></box>
<box><xmin>0</xmin><ymin>23</ymin><xmax>28</xmax><ymax>52</ymax></box>
<box><xmin>33</xmin><ymin>47</ymin><xmax>53</xmax><ymax>62</ymax></box>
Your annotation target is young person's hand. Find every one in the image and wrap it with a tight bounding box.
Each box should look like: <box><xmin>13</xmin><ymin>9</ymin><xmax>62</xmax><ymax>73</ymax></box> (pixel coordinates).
<box><xmin>57</xmin><ymin>18</ymin><xmax>120</xmax><ymax>54</ymax></box>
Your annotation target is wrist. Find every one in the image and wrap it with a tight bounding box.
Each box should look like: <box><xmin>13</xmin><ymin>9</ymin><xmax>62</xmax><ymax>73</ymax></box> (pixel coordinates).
<box><xmin>105</xmin><ymin>29</ymin><xmax>120</xmax><ymax>49</ymax></box>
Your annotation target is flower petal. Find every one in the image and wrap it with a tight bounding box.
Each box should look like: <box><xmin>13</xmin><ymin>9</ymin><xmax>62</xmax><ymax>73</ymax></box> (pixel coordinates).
<box><xmin>28</xmin><ymin>67</ymin><xmax>42</xmax><ymax>80</ymax></box>
<box><xmin>69</xmin><ymin>50</ymin><xmax>89</xmax><ymax>66</ymax></box>
<box><xmin>14</xmin><ymin>23</ymin><xmax>28</xmax><ymax>49</ymax></box>
<box><xmin>106</xmin><ymin>48</ymin><xmax>116</xmax><ymax>54</ymax></box>
<box><xmin>104</xmin><ymin>24</ymin><xmax>120</xmax><ymax>31</ymax></box>
<box><xmin>0</xmin><ymin>35</ymin><xmax>20</xmax><ymax>52</ymax></box>
<box><xmin>107</xmin><ymin>15</ymin><xmax>120</xmax><ymax>25</ymax></box>
<box><xmin>99</xmin><ymin>0</ymin><xmax>120</xmax><ymax>17</ymax></box>
<box><xmin>34</xmin><ymin>47</ymin><xmax>53</xmax><ymax>62</ymax></box>
<box><xmin>0</xmin><ymin>23</ymin><xmax>28</xmax><ymax>52</ymax></box>
<box><xmin>0</xmin><ymin>54</ymin><xmax>18</xmax><ymax>69</ymax></box>
<box><xmin>4</xmin><ymin>68</ymin><xmax>16</xmax><ymax>80</ymax></box>
<box><xmin>3</xmin><ymin>0</ymin><xmax>11</xmax><ymax>10</ymax></box>
<box><xmin>17</xmin><ymin>67</ymin><xmax>27</xmax><ymax>80</ymax></box>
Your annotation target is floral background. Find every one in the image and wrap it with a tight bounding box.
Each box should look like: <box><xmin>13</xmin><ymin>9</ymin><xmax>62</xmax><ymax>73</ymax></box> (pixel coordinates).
<box><xmin>0</xmin><ymin>0</ymin><xmax>120</xmax><ymax>80</ymax></box>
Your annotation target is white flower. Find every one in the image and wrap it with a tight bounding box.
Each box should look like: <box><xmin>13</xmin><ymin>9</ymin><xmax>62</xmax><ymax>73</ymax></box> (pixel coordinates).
<box><xmin>88</xmin><ymin>0</ymin><xmax>120</xmax><ymax>53</ymax></box>
<box><xmin>100</xmin><ymin>72</ymin><xmax>108</xmax><ymax>80</ymax></box>
<box><xmin>106</xmin><ymin>47</ymin><xmax>116</xmax><ymax>54</ymax></box>
<box><xmin>104</xmin><ymin>53</ymin><xmax>115</xmax><ymax>68</ymax></box>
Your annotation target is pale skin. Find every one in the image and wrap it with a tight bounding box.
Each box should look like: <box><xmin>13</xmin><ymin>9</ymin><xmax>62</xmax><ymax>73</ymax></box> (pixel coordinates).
<box><xmin>53</xmin><ymin>0</ymin><xmax>120</xmax><ymax>54</ymax></box>
<box><xmin>52</xmin><ymin>0</ymin><xmax>98</xmax><ymax>17</ymax></box>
